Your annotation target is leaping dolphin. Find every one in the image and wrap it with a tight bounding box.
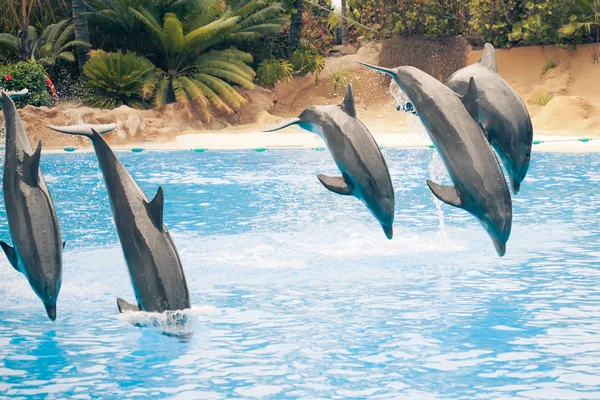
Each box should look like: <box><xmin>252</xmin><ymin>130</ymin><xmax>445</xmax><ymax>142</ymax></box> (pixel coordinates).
<box><xmin>447</xmin><ymin>43</ymin><xmax>533</xmax><ymax>194</ymax></box>
<box><xmin>1</xmin><ymin>91</ymin><xmax>63</xmax><ymax>320</ymax></box>
<box><xmin>358</xmin><ymin>62</ymin><xmax>512</xmax><ymax>256</ymax></box>
<box><xmin>265</xmin><ymin>84</ymin><xmax>395</xmax><ymax>239</ymax></box>
<box><xmin>48</xmin><ymin>123</ymin><xmax>191</xmax><ymax>314</ymax></box>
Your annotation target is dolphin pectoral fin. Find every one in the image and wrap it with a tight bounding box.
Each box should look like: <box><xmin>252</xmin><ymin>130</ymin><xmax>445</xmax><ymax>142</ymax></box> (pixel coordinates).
<box><xmin>263</xmin><ymin>118</ymin><xmax>301</xmax><ymax>132</ymax></box>
<box><xmin>117</xmin><ymin>298</ymin><xmax>141</xmax><ymax>313</ymax></box>
<box><xmin>317</xmin><ymin>174</ymin><xmax>352</xmax><ymax>195</ymax></box>
<box><xmin>147</xmin><ymin>186</ymin><xmax>164</xmax><ymax>231</ymax></box>
<box><xmin>459</xmin><ymin>77</ymin><xmax>480</xmax><ymax>122</ymax></box>
<box><xmin>426</xmin><ymin>180</ymin><xmax>463</xmax><ymax>208</ymax></box>
<box><xmin>0</xmin><ymin>241</ymin><xmax>19</xmax><ymax>272</ymax></box>
<box><xmin>479</xmin><ymin>43</ymin><xmax>498</xmax><ymax>72</ymax></box>
<box><xmin>340</xmin><ymin>84</ymin><xmax>357</xmax><ymax>118</ymax></box>
<box><xmin>25</xmin><ymin>140</ymin><xmax>43</xmax><ymax>186</ymax></box>
<box><xmin>62</xmin><ymin>241</ymin><xmax>66</xmax><ymax>250</ymax></box>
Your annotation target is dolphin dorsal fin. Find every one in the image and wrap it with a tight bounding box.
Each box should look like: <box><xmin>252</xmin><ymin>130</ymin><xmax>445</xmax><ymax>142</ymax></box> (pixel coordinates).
<box><xmin>479</xmin><ymin>43</ymin><xmax>498</xmax><ymax>72</ymax></box>
<box><xmin>460</xmin><ymin>78</ymin><xmax>479</xmax><ymax>122</ymax></box>
<box><xmin>147</xmin><ymin>186</ymin><xmax>164</xmax><ymax>231</ymax></box>
<box><xmin>0</xmin><ymin>241</ymin><xmax>19</xmax><ymax>272</ymax></box>
<box><xmin>317</xmin><ymin>174</ymin><xmax>352</xmax><ymax>195</ymax></box>
<box><xmin>340</xmin><ymin>84</ymin><xmax>357</xmax><ymax>118</ymax></box>
<box><xmin>25</xmin><ymin>141</ymin><xmax>43</xmax><ymax>186</ymax></box>
<box><xmin>426</xmin><ymin>180</ymin><xmax>462</xmax><ymax>208</ymax></box>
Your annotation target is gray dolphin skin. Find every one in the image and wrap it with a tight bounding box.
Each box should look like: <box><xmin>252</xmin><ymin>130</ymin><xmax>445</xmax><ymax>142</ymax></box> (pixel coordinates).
<box><xmin>358</xmin><ymin>62</ymin><xmax>512</xmax><ymax>256</ymax></box>
<box><xmin>48</xmin><ymin>124</ymin><xmax>191</xmax><ymax>314</ymax></box>
<box><xmin>1</xmin><ymin>92</ymin><xmax>63</xmax><ymax>320</ymax></box>
<box><xmin>265</xmin><ymin>84</ymin><xmax>395</xmax><ymax>239</ymax></box>
<box><xmin>447</xmin><ymin>43</ymin><xmax>533</xmax><ymax>194</ymax></box>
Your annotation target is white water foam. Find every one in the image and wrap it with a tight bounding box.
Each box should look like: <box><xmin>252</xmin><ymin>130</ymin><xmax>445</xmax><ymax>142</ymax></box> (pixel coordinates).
<box><xmin>117</xmin><ymin>305</ymin><xmax>219</xmax><ymax>339</ymax></box>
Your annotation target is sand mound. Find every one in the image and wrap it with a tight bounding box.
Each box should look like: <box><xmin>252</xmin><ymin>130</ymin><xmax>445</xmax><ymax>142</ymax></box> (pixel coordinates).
<box><xmin>533</xmin><ymin>96</ymin><xmax>600</xmax><ymax>134</ymax></box>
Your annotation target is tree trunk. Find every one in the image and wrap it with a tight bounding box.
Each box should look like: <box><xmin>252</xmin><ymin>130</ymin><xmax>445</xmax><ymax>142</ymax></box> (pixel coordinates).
<box><xmin>72</xmin><ymin>0</ymin><xmax>90</xmax><ymax>70</ymax></box>
<box><xmin>341</xmin><ymin>0</ymin><xmax>348</xmax><ymax>46</ymax></box>
<box><xmin>290</xmin><ymin>0</ymin><xmax>303</xmax><ymax>51</ymax></box>
<box><xmin>318</xmin><ymin>0</ymin><xmax>329</xmax><ymax>32</ymax></box>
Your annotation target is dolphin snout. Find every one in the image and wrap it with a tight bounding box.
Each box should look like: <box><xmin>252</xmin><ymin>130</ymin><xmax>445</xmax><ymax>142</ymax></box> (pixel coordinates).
<box><xmin>492</xmin><ymin>238</ymin><xmax>506</xmax><ymax>257</ymax></box>
<box><xmin>44</xmin><ymin>303</ymin><xmax>57</xmax><ymax>321</ymax></box>
<box><xmin>382</xmin><ymin>225</ymin><xmax>393</xmax><ymax>240</ymax></box>
<box><xmin>511</xmin><ymin>179</ymin><xmax>520</xmax><ymax>195</ymax></box>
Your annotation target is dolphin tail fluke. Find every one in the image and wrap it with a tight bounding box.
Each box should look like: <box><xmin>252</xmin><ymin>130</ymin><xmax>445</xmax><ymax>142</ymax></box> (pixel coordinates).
<box><xmin>263</xmin><ymin>118</ymin><xmax>302</xmax><ymax>132</ymax></box>
<box><xmin>48</xmin><ymin>123</ymin><xmax>117</xmax><ymax>138</ymax></box>
<box><xmin>383</xmin><ymin>225</ymin><xmax>393</xmax><ymax>240</ymax></box>
<box><xmin>2</xmin><ymin>89</ymin><xmax>29</xmax><ymax>99</ymax></box>
<box><xmin>317</xmin><ymin>174</ymin><xmax>352</xmax><ymax>195</ymax></box>
<box><xmin>44</xmin><ymin>303</ymin><xmax>57</xmax><ymax>321</ymax></box>
<box><xmin>479</xmin><ymin>43</ymin><xmax>498</xmax><ymax>72</ymax></box>
<box><xmin>356</xmin><ymin>61</ymin><xmax>396</xmax><ymax>77</ymax></box>
<box><xmin>0</xmin><ymin>241</ymin><xmax>19</xmax><ymax>272</ymax></box>
<box><xmin>426</xmin><ymin>180</ymin><xmax>463</xmax><ymax>208</ymax></box>
<box><xmin>117</xmin><ymin>298</ymin><xmax>140</xmax><ymax>313</ymax></box>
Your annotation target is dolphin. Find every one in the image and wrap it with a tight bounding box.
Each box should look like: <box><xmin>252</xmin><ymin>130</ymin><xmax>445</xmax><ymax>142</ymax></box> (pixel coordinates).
<box><xmin>47</xmin><ymin>123</ymin><xmax>191</xmax><ymax>314</ymax></box>
<box><xmin>358</xmin><ymin>62</ymin><xmax>512</xmax><ymax>256</ymax></box>
<box><xmin>265</xmin><ymin>84</ymin><xmax>395</xmax><ymax>239</ymax></box>
<box><xmin>1</xmin><ymin>91</ymin><xmax>63</xmax><ymax>320</ymax></box>
<box><xmin>446</xmin><ymin>43</ymin><xmax>533</xmax><ymax>194</ymax></box>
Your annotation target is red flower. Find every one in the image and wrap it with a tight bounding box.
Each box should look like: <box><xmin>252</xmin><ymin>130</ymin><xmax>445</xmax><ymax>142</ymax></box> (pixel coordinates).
<box><xmin>4</xmin><ymin>75</ymin><xmax>12</xmax><ymax>80</ymax></box>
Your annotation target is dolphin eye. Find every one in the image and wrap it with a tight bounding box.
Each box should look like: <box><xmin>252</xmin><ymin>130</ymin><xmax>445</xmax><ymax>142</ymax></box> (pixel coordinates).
<box><xmin>525</xmin><ymin>153</ymin><xmax>530</xmax><ymax>158</ymax></box>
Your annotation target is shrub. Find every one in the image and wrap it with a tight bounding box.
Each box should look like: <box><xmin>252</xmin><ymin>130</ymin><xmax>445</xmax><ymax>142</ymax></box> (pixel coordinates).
<box><xmin>331</xmin><ymin>69</ymin><xmax>352</xmax><ymax>94</ymax></box>
<box><xmin>540</xmin><ymin>57</ymin><xmax>558</xmax><ymax>78</ymax></box>
<box><xmin>80</xmin><ymin>50</ymin><xmax>156</xmax><ymax>109</ymax></box>
<box><xmin>532</xmin><ymin>90</ymin><xmax>554</xmax><ymax>105</ymax></box>
<box><xmin>0</xmin><ymin>62</ymin><xmax>52</xmax><ymax>108</ymax></box>
<box><xmin>257</xmin><ymin>58</ymin><xmax>294</xmax><ymax>87</ymax></box>
<box><xmin>290</xmin><ymin>47</ymin><xmax>325</xmax><ymax>85</ymax></box>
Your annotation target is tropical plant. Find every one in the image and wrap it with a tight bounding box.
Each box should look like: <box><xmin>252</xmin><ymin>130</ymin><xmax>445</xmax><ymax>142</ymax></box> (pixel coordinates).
<box><xmin>256</xmin><ymin>58</ymin><xmax>293</xmax><ymax>87</ymax></box>
<box><xmin>79</xmin><ymin>49</ymin><xmax>156</xmax><ymax>108</ymax></box>
<box><xmin>531</xmin><ymin>90</ymin><xmax>554</xmax><ymax>106</ymax></box>
<box><xmin>30</xmin><ymin>19</ymin><xmax>91</xmax><ymax>66</ymax></box>
<box><xmin>290</xmin><ymin>47</ymin><xmax>324</xmax><ymax>84</ymax></box>
<box><xmin>331</xmin><ymin>68</ymin><xmax>351</xmax><ymax>94</ymax></box>
<box><xmin>0</xmin><ymin>61</ymin><xmax>53</xmax><ymax>108</ymax></box>
<box><xmin>131</xmin><ymin>11</ymin><xmax>253</xmax><ymax>117</ymax></box>
<box><xmin>560</xmin><ymin>0</ymin><xmax>600</xmax><ymax>62</ymax></box>
<box><xmin>0</xmin><ymin>34</ymin><xmax>20</xmax><ymax>61</ymax></box>
<box><xmin>539</xmin><ymin>57</ymin><xmax>558</xmax><ymax>79</ymax></box>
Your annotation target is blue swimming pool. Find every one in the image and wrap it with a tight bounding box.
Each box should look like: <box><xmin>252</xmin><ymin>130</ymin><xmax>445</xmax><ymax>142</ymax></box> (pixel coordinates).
<box><xmin>1</xmin><ymin>149</ymin><xmax>600</xmax><ymax>398</ymax></box>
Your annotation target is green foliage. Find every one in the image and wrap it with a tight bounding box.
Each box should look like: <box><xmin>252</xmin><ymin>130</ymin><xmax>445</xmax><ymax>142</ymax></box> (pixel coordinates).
<box><xmin>331</xmin><ymin>69</ymin><xmax>351</xmax><ymax>94</ymax></box>
<box><xmin>532</xmin><ymin>90</ymin><xmax>554</xmax><ymax>105</ymax></box>
<box><xmin>32</xmin><ymin>19</ymin><xmax>91</xmax><ymax>66</ymax></box>
<box><xmin>348</xmin><ymin>0</ymin><xmax>583</xmax><ymax>48</ymax></box>
<box><xmin>290</xmin><ymin>47</ymin><xmax>324</xmax><ymax>85</ymax></box>
<box><xmin>0</xmin><ymin>33</ymin><xmax>19</xmax><ymax>62</ymax></box>
<box><xmin>80</xmin><ymin>49</ymin><xmax>156</xmax><ymax>109</ymax></box>
<box><xmin>540</xmin><ymin>57</ymin><xmax>558</xmax><ymax>77</ymax></box>
<box><xmin>131</xmin><ymin>9</ymin><xmax>257</xmax><ymax>118</ymax></box>
<box><xmin>256</xmin><ymin>58</ymin><xmax>293</xmax><ymax>87</ymax></box>
<box><xmin>560</xmin><ymin>0</ymin><xmax>600</xmax><ymax>61</ymax></box>
<box><xmin>0</xmin><ymin>61</ymin><xmax>52</xmax><ymax>108</ymax></box>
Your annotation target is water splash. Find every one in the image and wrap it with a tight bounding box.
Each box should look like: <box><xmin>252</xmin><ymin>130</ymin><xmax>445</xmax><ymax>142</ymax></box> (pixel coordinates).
<box><xmin>388</xmin><ymin>81</ymin><xmax>450</xmax><ymax>240</ymax></box>
<box><xmin>117</xmin><ymin>305</ymin><xmax>218</xmax><ymax>341</ymax></box>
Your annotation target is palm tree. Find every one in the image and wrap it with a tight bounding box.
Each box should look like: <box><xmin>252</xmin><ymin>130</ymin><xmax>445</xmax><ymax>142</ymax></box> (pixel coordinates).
<box><xmin>290</xmin><ymin>0</ymin><xmax>303</xmax><ymax>50</ymax></box>
<box><xmin>560</xmin><ymin>0</ymin><xmax>600</xmax><ymax>63</ymax></box>
<box><xmin>31</xmin><ymin>19</ymin><xmax>92</xmax><ymax>66</ymax></box>
<box><xmin>340</xmin><ymin>0</ymin><xmax>348</xmax><ymax>46</ymax></box>
<box><xmin>72</xmin><ymin>0</ymin><xmax>91</xmax><ymax>69</ymax></box>
<box><xmin>130</xmin><ymin>9</ymin><xmax>257</xmax><ymax>118</ymax></box>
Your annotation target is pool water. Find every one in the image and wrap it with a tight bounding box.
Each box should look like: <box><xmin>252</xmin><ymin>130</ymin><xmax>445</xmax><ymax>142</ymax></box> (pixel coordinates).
<box><xmin>1</xmin><ymin>149</ymin><xmax>600</xmax><ymax>399</ymax></box>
